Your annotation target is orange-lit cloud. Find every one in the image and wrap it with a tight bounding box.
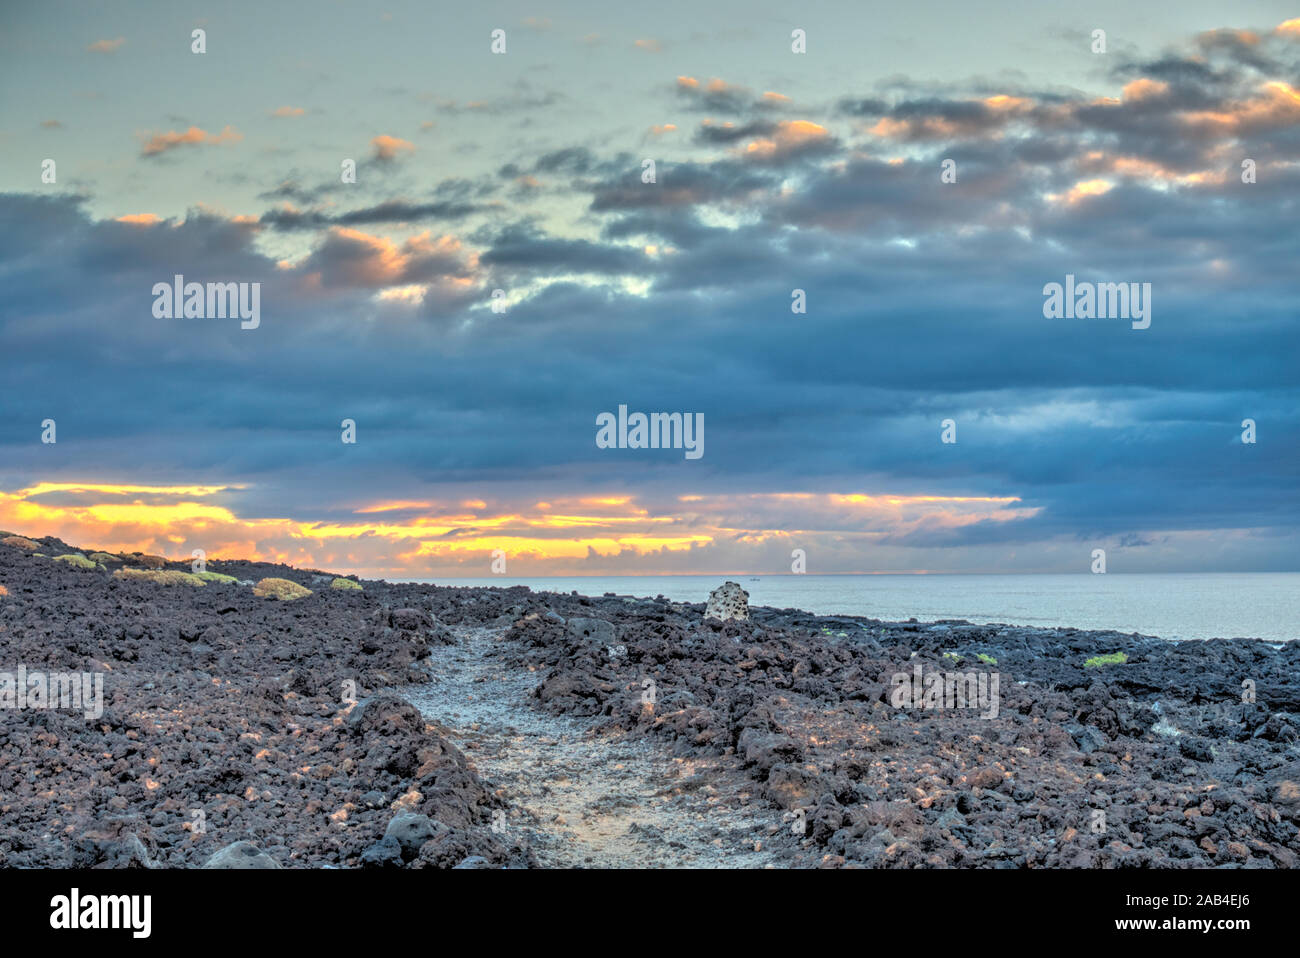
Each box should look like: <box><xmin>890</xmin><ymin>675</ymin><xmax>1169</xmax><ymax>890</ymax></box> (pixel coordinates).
<box><xmin>371</xmin><ymin>134</ymin><xmax>415</xmax><ymax>161</ymax></box>
<box><xmin>744</xmin><ymin>121</ymin><xmax>831</xmax><ymax>160</ymax></box>
<box><xmin>290</xmin><ymin>226</ymin><xmax>477</xmax><ymax>290</ymax></box>
<box><xmin>115</xmin><ymin>213</ymin><xmax>164</xmax><ymax>226</ymax></box>
<box><xmin>868</xmin><ymin>96</ymin><xmax>1032</xmax><ymax>141</ymax></box>
<box><xmin>1122</xmin><ymin>78</ymin><xmax>1170</xmax><ymax>101</ymax></box>
<box><xmin>1047</xmin><ymin>178</ymin><xmax>1113</xmax><ymax>206</ymax></box>
<box><xmin>1076</xmin><ymin>151</ymin><xmax>1225</xmax><ymax>187</ymax></box>
<box><xmin>1180</xmin><ymin>81</ymin><xmax>1300</xmax><ymax>134</ymax></box>
<box><xmin>140</xmin><ymin>125</ymin><xmax>242</xmax><ymax>156</ymax></box>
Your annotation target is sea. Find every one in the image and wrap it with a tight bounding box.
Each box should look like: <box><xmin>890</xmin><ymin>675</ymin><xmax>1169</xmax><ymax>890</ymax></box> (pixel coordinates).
<box><xmin>407</xmin><ymin>573</ymin><xmax>1298</xmax><ymax>643</ymax></box>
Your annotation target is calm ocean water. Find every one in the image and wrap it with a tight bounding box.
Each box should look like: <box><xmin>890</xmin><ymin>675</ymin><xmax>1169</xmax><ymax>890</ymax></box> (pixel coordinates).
<box><xmin>408</xmin><ymin>573</ymin><xmax>1299</xmax><ymax>643</ymax></box>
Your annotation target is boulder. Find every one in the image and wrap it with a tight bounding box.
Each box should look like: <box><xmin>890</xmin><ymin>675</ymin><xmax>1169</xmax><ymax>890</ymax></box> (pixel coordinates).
<box><xmin>384</xmin><ymin>813</ymin><xmax>440</xmax><ymax>861</ymax></box>
<box><xmin>346</xmin><ymin>692</ymin><xmax>425</xmax><ymax>736</ymax></box>
<box><xmin>359</xmin><ymin>835</ymin><xmax>404</xmax><ymax>868</ymax></box>
<box><xmin>202</xmin><ymin>841</ymin><xmax>280</xmax><ymax>869</ymax></box>
<box><xmin>566</xmin><ymin>617</ymin><xmax>615</xmax><ymax>645</ymax></box>
<box><xmin>390</xmin><ymin>608</ymin><xmax>431</xmax><ymax>631</ymax></box>
<box><xmin>705</xmin><ymin>581</ymin><xmax>749</xmax><ymax>622</ymax></box>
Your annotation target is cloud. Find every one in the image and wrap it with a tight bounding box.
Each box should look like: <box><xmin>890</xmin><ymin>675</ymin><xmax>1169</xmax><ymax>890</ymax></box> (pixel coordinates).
<box><xmin>140</xmin><ymin>125</ymin><xmax>243</xmax><ymax>156</ymax></box>
<box><xmin>740</xmin><ymin>120</ymin><xmax>834</xmax><ymax>162</ymax></box>
<box><xmin>271</xmin><ymin>106</ymin><xmax>306</xmax><ymax>117</ymax></box>
<box><xmin>289</xmin><ymin>226</ymin><xmax>476</xmax><ymax>289</ymax></box>
<box><xmin>86</xmin><ymin>37</ymin><xmax>125</xmax><ymax>53</ymax></box>
<box><xmin>676</xmin><ymin>76</ymin><xmax>793</xmax><ymax>115</ymax></box>
<box><xmin>114</xmin><ymin>213</ymin><xmax>164</xmax><ymax>226</ymax></box>
<box><xmin>370</xmin><ymin>134</ymin><xmax>415</xmax><ymax>161</ymax></box>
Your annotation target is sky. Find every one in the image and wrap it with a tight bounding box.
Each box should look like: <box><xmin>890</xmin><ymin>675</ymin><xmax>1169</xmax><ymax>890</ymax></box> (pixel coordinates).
<box><xmin>0</xmin><ymin>1</ymin><xmax>1296</xmax><ymax>578</ymax></box>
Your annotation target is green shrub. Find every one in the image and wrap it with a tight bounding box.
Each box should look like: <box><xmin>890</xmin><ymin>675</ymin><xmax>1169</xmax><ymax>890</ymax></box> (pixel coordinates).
<box><xmin>253</xmin><ymin>577</ymin><xmax>312</xmax><ymax>601</ymax></box>
<box><xmin>114</xmin><ymin>568</ymin><xmax>206</xmax><ymax>587</ymax></box>
<box><xmin>1084</xmin><ymin>651</ymin><xmax>1128</xmax><ymax>668</ymax></box>
<box><xmin>194</xmin><ymin>571</ymin><xmax>239</xmax><ymax>584</ymax></box>
<box><xmin>54</xmin><ymin>553</ymin><xmax>101</xmax><ymax>570</ymax></box>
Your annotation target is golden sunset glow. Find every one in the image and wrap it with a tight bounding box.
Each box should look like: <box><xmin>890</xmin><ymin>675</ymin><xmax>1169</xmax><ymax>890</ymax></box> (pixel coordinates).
<box><xmin>0</xmin><ymin>482</ymin><xmax>1041</xmax><ymax>577</ymax></box>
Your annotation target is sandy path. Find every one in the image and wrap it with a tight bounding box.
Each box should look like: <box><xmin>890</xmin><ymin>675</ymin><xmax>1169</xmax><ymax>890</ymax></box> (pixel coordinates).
<box><xmin>405</xmin><ymin>626</ymin><xmax>785</xmax><ymax>868</ymax></box>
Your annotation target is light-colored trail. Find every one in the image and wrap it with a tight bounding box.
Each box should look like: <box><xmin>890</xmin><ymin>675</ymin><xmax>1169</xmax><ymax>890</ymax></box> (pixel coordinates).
<box><xmin>405</xmin><ymin>626</ymin><xmax>784</xmax><ymax>868</ymax></box>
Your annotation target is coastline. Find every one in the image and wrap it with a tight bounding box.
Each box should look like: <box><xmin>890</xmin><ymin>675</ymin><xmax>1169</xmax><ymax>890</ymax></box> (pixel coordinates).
<box><xmin>2</xmin><ymin>533</ymin><xmax>1297</xmax><ymax>868</ymax></box>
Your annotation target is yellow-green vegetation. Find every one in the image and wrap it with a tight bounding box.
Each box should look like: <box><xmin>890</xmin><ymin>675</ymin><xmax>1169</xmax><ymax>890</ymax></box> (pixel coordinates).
<box><xmin>88</xmin><ymin>552</ymin><xmax>122</xmax><ymax>564</ymax></box>
<box><xmin>253</xmin><ymin>577</ymin><xmax>313</xmax><ymax>601</ymax></box>
<box><xmin>114</xmin><ymin>568</ymin><xmax>206</xmax><ymax>587</ymax></box>
<box><xmin>2</xmin><ymin>536</ymin><xmax>40</xmax><ymax>551</ymax></box>
<box><xmin>194</xmin><ymin>571</ymin><xmax>239</xmax><ymax>584</ymax></box>
<box><xmin>1084</xmin><ymin>651</ymin><xmax>1128</xmax><ymax>668</ymax></box>
<box><xmin>121</xmin><ymin>554</ymin><xmax>168</xmax><ymax>569</ymax></box>
<box><xmin>976</xmin><ymin>653</ymin><xmax>998</xmax><ymax>665</ymax></box>
<box><xmin>330</xmin><ymin>577</ymin><xmax>363</xmax><ymax>591</ymax></box>
<box><xmin>942</xmin><ymin>651</ymin><xmax>963</xmax><ymax>662</ymax></box>
<box><xmin>54</xmin><ymin>553</ymin><xmax>102</xmax><ymax>570</ymax></box>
